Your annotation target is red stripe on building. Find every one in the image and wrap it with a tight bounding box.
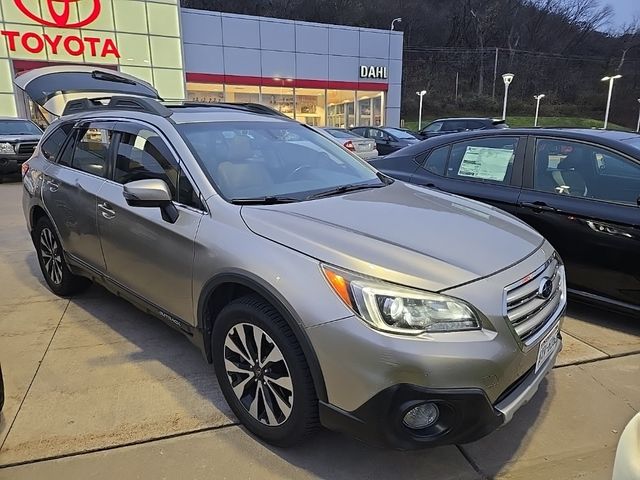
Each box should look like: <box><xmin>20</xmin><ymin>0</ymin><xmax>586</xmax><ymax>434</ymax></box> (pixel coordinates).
<box><xmin>186</xmin><ymin>73</ymin><xmax>388</xmax><ymax>91</ymax></box>
<box><xmin>12</xmin><ymin>59</ymin><xmax>118</xmax><ymax>75</ymax></box>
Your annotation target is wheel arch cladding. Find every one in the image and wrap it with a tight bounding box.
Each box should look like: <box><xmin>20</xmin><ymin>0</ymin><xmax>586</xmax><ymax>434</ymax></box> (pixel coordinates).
<box><xmin>198</xmin><ymin>272</ymin><xmax>328</xmax><ymax>403</ymax></box>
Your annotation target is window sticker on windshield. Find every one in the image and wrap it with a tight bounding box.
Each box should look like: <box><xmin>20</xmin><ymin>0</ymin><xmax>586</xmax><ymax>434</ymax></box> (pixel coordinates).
<box><xmin>457</xmin><ymin>146</ymin><xmax>513</xmax><ymax>181</ymax></box>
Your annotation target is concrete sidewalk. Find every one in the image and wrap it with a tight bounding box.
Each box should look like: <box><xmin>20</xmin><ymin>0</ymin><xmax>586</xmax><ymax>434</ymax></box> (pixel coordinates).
<box><xmin>0</xmin><ymin>180</ymin><xmax>638</xmax><ymax>479</ymax></box>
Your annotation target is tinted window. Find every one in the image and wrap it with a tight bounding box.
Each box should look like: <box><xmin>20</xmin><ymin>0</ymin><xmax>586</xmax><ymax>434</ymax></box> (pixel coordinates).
<box><xmin>369</xmin><ymin>129</ymin><xmax>387</xmax><ymax>140</ymax></box>
<box><xmin>70</xmin><ymin>127</ymin><xmax>112</xmax><ymax>177</ymax></box>
<box><xmin>177</xmin><ymin>121</ymin><xmax>381</xmax><ymax>200</ymax></box>
<box><xmin>447</xmin><ymin>137</ymin><xmax>518</xmax><ymax>184</ymax></box>
<box><xmin>423</xmin><ymin>146</ymin><xmax>449</xmax><ymax>176</ymax></box>
<box><xmin>0</xmin><ymin>120</ymin><xmax>42</xmax><ymax>135</ymax></box>
<box><xmin>326</xmin><ymin>129</ymin><xmax>355</xmax><ymax>139</ymax></box>
<box><xmin>443</xmin><ymin>120</ymin><xmax>467</xmax><ymax>131</ymax></box>
<box><xmin>41</xmin><ymin>123</ymin><xmax>73</xmax><ymax>162</ymax></box>
<box><xmin>534</xmin><ymin>138</ymin><xmax>640</xmax><ymax>205</ymax></box>
<box><xmin>424</xmin><ymin>122</ymin><xmax>443</xmax><ymax>133</ymax></box>
<box><xmin>351</xmin><ymin>128</ymin><xmax>368</xmax><ymax>137</ymax></box>
<box><xmin>113</xmin><ymin>128</ymin><xmax>202</xmax><ymax>209</ymax></box>
<box><xmin>467</xmin><ymin>121</ymin><xmax>486</xmax><ymax>130</ymax></box>
<box><xmin>385</xmin><ymin>128</ymin><xmax>415</xmax><ymax>140</ymax></box>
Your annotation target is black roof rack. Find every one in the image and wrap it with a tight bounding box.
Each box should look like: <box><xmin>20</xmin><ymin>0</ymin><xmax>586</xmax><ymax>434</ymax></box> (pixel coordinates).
<box><xmin>62</xmin><ymin>96</ymin><xmax>173</xmax><ymax>117</ymax></box>
<box><xmin>165</xmin><ymin>101</ymin><xmax>290</xmax><ymax>118</ymax></box>
<box><xmin>62</xmin><ymin>97</ymin><xmax>291</xmax><ymax>120</ymax></box>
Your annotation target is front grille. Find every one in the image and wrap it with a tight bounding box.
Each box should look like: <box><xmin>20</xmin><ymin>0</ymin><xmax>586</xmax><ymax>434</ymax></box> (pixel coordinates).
<box><xmin>16</xmin><ymin>143</ymin><xmax>37</xmax><ymax>155</ymax></box>
<box><xmin>505</xmin><ymin>255</ymin><xmax>563</xmax><ymax>344</ymax></box>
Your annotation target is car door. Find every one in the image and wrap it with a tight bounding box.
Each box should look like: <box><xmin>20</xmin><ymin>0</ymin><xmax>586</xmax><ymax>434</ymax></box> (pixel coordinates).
<box><xmin>516</xmin><ymin>136</ymin><xmax>640</xmax><ymax>308</ymax></box>
<box><xmin>42</xmin><ymin>121</ymin><xmax>114</xmax><ymax>272</ymax></box>
<box><xmin>369</xmin><ymin>129</ymin><xmax>395</xmax><ymax>155</ymax></box>
<box><xmin>410</xmin><ymin>135</ymin><xmax>526</xmax><ymax>216</ymax></box>
<box><xmin>97</xmin><ymin>122</ymin><xmax>206</xmax><ymax>323</ymax></box>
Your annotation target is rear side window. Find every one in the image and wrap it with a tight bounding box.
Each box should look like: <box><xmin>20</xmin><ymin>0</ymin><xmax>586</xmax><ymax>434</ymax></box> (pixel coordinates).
<box><xmin>70</xmin><ymin>127</ymin><xmax>113</xmax><ymax>178</ymax></box>
<box><xmin>443</xmin><ymin>120</ymin><xmax>467</xmax><ymax>131</ymax></box>
<box><xmin>422</xmin><ymin>146</ymin><xmax>449</xmax><ymax>176</ymax></box>
<box><xmin>447</xmin><ymin>137</ymin><xmax>519</xmax><ymax>184</ymax></box>
<box><xmin>41</xmin><ymin>123</ymin><xmax>73</xmax><ymax>162</ymax></box>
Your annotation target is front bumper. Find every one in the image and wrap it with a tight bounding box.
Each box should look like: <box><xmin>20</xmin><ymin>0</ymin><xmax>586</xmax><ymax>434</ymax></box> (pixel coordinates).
<box><xmin>319</xmin><ymin>331</ymin><xmax>562</xmax><ymax>449</ymax></box>
<box><xmin>0</xmin><ymin>154</ymin><xmax>30</xmax><ymax>174</ymax></box>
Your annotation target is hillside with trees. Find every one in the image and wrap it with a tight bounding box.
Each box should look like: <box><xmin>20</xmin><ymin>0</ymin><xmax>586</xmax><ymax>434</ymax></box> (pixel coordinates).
<box><xmin>182</xmin><ymin>0</ymin><xmax>640</xmax><ymax>128</ymax></box>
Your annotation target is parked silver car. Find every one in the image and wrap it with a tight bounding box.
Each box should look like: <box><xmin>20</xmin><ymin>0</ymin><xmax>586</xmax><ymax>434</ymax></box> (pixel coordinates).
<box><xmin>21</xmin><ymin>67</ymin><xmax>566</xmax><ymax>449</ymax></box>
<box><xmin>320</xmin><ymin>127</ymin><xmax>379</xmax><ymax>161</ymax></box>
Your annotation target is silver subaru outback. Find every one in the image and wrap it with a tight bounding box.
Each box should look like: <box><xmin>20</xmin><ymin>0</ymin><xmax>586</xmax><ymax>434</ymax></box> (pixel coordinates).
<box><xmin>21</xmin><ymin>67</ymin><xmax>565</xmax><ymax>449</ymax></box>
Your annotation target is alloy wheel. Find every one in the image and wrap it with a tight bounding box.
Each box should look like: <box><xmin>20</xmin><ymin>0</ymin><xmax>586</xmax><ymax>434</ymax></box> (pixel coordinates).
<box><xmin>223</xmin><ymin>323</ymin><xmax>294</xmax><ymax>426</ymax></box>
<box><xmin>40</xmin><ymin>227</ymin><xmax>63</xmax><ymax>285</ymax></box>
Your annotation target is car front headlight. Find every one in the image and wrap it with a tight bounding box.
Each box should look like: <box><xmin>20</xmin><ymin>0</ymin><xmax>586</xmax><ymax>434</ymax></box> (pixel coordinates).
<box><xmin>322</xmin><ymin>265</ymin><xmax>480</xmax><ymax>335</ymax></box>
<box><xmin>0</xmin><ymin>143</ymin><xmax>15</xmax><ymax>154</ymax></box>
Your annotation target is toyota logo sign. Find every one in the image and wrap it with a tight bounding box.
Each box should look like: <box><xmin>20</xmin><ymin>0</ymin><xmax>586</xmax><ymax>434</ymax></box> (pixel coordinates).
<box><xmin>14</xmin><ymin>0</ymin><xmax>101</xmax><ymax>28</ymax></box>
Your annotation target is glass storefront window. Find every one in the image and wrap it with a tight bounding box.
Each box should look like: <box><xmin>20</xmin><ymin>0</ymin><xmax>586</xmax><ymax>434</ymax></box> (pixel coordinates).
<box><xmin>294</xmin><ymin>88</ymin><xmax>326</xmax><ymax>126</ymax></box>
<box><xmin>261</xmin><ymin>85</ymin><xmax>294</xmax><ymax>118</ymax></box>
<box><xmin>187</xmin><ymin>82</ymin><xmax>224</xmax><ymax>103</ymax></box>
<box><xmin>357</xmin><ymin>92</ymin><xmax>384</xmax><ymax>126</ymax></box>
<box><xmin>225</xmin><ymin>85</ymin><xmax>260</xmax><ymax>104</ymax></box>
<box><xmin>327</xmin><ymin>90</ymin><xmax>356</xmax><ymax>128</ymax></box>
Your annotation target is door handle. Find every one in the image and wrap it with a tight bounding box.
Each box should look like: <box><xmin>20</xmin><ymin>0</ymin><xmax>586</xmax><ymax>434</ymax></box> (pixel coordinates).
<box><xmin>98</xmin><ymin>202</ymin><xmax>116</xmax><ymax>220</ymax></box>
<box><xmin>46</xmin><ymin>179</ymin><xmax>59</xmax><ymax>192</ymax></box>
<box><xmin>586</xmin><ymin>221</ymin><xmax>633</xmax><ymax>239</ymax></box>
<box><xmin>518</xmin><ymin>201</ymin><xmax>559</xmax><ymax>213</ymax></box>
<box><xmin>424</xmin><ymin>182</ymin><xmax>439</xmax><ymax>190</ymax></box>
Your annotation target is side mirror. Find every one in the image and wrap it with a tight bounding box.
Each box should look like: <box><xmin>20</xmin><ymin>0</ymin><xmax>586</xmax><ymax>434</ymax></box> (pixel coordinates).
<box><xmin>123</xmin><ymin>179</ymin><xmax>179</xmax><ymax>223</ymax></box>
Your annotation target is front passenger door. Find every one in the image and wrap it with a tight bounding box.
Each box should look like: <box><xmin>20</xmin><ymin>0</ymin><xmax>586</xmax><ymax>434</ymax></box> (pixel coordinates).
<box><xmin>97</xmin><ymin>124</ymin><xmax>206</xmax><ymax>323</ymax></box>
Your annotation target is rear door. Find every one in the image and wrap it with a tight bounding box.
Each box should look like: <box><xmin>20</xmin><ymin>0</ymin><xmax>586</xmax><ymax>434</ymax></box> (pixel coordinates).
<box><xmin>410</xmin><ymin>135</ymin><xmax>526</xmax><ymax>216</ymax></box>
<box><xmin>516</xmin><ymin>136</ymin><xmax>640</xmax><ymax>308</ymax></box>
<box><xmin>97</xmin><ymin>122</ymin><xmax>205</xmax><ymax>323</ymax></box>
<box><xmin>42</xmin><ymin>121</ymin><xmax>114</xmax><ymax>272</ymax></box>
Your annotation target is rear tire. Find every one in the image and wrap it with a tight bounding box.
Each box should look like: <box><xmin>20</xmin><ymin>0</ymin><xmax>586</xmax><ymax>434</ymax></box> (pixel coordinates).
<box><xmin>34</xmin><ymin>217</ymin><xmax>91</xmax><ymax>296</ymax></box>
<box><xmin>212</xmin><ymin>294</ymin><xmax>319</xmax><ymax>447</ymax></box>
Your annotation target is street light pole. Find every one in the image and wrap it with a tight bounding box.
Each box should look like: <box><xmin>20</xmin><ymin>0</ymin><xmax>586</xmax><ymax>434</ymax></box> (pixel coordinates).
<box><xmin>501</xmin><ymin>73</ymin><xmax>514</xmax><ymax>121</ymax></box>
<box><xmin>416</xmin><ymin>90</ymin><xmax>426</xmax><ymax>130</ymax></box>
<box><xmin>601</xmin><ymin>74</ymin><xmax>621</xmax><ymax>129</ymax></box>
<box><xmin>533</xmin><ymin>94</ymin><xmax>545</xmax><ymax>127</ymax></box>
<box><xmin>391</xmin><ymin>18</ymin><xmax>402</xmax><ymax>30</ymax></box>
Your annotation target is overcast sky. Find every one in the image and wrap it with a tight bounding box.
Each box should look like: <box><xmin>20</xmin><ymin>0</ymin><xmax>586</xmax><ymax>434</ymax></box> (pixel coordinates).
<box><xmin>609</xmin><ymin>0</ymin><xmax>640</xmax><ymax>29</ymax></box>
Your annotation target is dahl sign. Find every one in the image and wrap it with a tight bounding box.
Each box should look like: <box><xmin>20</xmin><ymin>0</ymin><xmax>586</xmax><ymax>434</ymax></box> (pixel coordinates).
<box><xmin>360</xmin><ymin>65</ymin><xmax>388</xmax><ymax>79</ymax></box>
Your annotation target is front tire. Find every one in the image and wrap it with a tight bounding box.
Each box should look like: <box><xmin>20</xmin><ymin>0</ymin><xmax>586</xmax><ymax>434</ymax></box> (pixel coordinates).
<box><xmin>212</xmin><ymin>294</ymin><xmax>319</xmax><ymax>446</ymax></box>
<box><xmin>34</xmin><ymin>217</ymin><xmax>91</xmax><ymax>296</ymax></box>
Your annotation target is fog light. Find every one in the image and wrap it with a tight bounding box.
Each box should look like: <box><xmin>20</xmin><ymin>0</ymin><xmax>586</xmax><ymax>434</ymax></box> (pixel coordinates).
<box><xmin>403</xmin><ymin>402</ymin><xmax>439</xmax><ymax>429</ymax></box>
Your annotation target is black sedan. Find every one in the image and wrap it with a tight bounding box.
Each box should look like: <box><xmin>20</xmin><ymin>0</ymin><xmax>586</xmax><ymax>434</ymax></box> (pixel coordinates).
<box><xmin>371</xmin><ymin>128</ymin><xmax>640</xmax><ymax>313</ymax></box>
<box><xmin>350</xmin><ymin>126</ymin><xmax>420</xmax><ymax>155</ymax></box>
<box><xmin>417</xmin><ymin>117</ymin><xmax>507</xmax><ymax>140</ymax></box>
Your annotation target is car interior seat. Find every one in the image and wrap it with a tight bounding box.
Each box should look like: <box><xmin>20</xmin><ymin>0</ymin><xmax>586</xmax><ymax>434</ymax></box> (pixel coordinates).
<box><xmin>552</xmin><ymin>150</ymin><xmax>588</xmax><ymax>197</ymax></box>
<box><xmin>216</xmin><ymin>135</ymin><xmax>272</xmax><ymax>195</ymax></box>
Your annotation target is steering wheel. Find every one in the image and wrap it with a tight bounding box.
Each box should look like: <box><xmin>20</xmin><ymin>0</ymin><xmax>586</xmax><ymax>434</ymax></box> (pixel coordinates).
<box><xmin>286</xmin><ymin>165</ymin><xmax>313</xmax><ymax>181</ymax></box>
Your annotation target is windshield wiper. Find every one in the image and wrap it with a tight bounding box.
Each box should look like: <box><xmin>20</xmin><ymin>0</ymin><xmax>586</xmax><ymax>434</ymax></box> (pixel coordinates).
<box><xmin>230</xmin><ymin>196</ymin><xmax>300</xmax><ymax>205</ymax></box>
<box><xmin>307</xmin><ymin>182</ymin><xmax>386</xmax><ymax>200</ymax></box>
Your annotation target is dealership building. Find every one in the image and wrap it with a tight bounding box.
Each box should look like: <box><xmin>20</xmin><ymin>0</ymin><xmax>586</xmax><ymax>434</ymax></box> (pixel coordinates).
<box><xmin>0</xmin><ymin>0</ymin><xmax>403</xmax><ymax>127</ymax></box>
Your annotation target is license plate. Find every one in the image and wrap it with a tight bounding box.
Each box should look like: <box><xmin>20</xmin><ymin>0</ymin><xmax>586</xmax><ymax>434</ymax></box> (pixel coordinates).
<box><xmin>535</xmin><ymin>325</ymin><xmax>560</xmax><ymax>373</ymax></box>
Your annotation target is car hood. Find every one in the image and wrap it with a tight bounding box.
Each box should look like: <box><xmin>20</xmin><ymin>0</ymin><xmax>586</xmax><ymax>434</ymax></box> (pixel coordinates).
<box><xmin>0</xmin><ymin>134</ymin><xmax>41</xmax><ymax>142</ymax></box>
<box><xmin>240</xmin><ymin>182</ymin><xmax>544</xmax><ymax>291</ymax></box>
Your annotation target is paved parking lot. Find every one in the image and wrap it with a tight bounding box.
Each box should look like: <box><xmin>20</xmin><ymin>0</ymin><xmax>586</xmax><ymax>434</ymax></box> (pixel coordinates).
<box><xmin>0</xmin><ymin>179</ymin><xmax>638</xmax><ymax>479</ymax></box>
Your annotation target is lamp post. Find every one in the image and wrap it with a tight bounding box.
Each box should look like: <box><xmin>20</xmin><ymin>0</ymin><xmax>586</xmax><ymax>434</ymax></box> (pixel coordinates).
<box><xmin>501</xmin><ymin>73</ymin><xmax>514</xmax><ymax>121</ymax></box>
<box><xmin>391</xmin><ymin>18</ymin><xmax>402</xmax><ymax>30</ymax></box>
<box><xmin>636</xmin><ymin>99</ymin><xmax>640</xmax><ymax>133</ymax></box>
<box><xmin>533</xmin><ymin>94</ymin><xmax>545</xmax><ymax>127</ymax></box>
<box><xmin>601</xmin><ymin>74</ymin><xmax>621</xmax><ymax>129</ymax></box>
<box><xmin>416</xmin><ymin>90</ymin><xmax>427</xmax><ymax>130</ymax></box>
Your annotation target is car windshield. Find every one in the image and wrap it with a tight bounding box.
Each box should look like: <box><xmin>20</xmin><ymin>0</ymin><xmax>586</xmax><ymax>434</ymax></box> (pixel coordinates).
<box><xmin>622</xmin><ymin>137</ymin><xmax>640</xmax><ymax>150</ymax></box>
<box><xmin>385</xmin><ymin>128</ymin><xmax>417</xmax><ymax>139</ymax></box>
<box><xmin>325</xmin><ymin>128</ymin><xmax>357</xmax><ymax>139</ymax></box>
<box><xmin>177</xmin><ymin>121</ymin><xmax>384</xmax><ymax>201</ymax></box>
<box><xmin>0</xmin><ymin>120</ymin><xmax>42</xmax><ymax>135</ymax></box>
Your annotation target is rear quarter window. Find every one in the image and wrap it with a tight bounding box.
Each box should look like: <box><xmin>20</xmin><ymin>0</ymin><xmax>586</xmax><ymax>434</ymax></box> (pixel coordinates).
<box><xmin>41</xmin><ymin>123</ymin><xmax>74</xmax><ymax>162</ymax></box>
